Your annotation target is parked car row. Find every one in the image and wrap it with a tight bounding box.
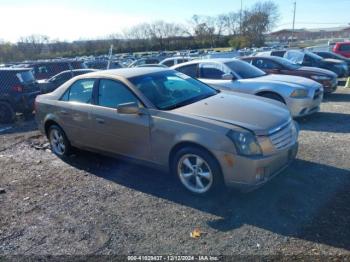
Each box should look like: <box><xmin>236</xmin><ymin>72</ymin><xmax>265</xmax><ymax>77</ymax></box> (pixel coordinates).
<box><xmin>1</xmin><ymin>45</ymin><xmax>348</xmax><ymax>124</ymax></box>
<box><xmin>0</xmin><ymin>51</ymin><xmax>344</xmax><ymax>124</ymax></box>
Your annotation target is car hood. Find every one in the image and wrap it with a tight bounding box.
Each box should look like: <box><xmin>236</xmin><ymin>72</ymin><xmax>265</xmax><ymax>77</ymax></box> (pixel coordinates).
<box><xmin>297</xmin><ymin>66</ymin><xmax>337</xmax><ymax>77</ymax></box>
<box><xmin>173</xmin><ymin>92</ymin><xmax>291</xmax><ymax>136</ymax></box>
<box><xmin>243</xmin><ymin>74</ymin><xmax>320</xmax><ymax>89</ymax></box>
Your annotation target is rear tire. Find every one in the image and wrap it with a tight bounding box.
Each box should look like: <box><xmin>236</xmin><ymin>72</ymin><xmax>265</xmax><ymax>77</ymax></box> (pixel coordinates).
<box><xmin>48</xmin><ymin>125</ymin><xmax>71</xmax><ymax>157</ymax></box>
<box><xmin>171</xmin><ymin>146</ymin><xmax>224</xmax><ymax>196</ymax></box>
<box><xmin>0</xmin><ymin>102</ymin><xmax>15</xmax><ymax>124</ymax></box>
<box><xmin>259</xmin><ymin>92</ymin><xmax>285</xmax><ymax>104</ymax></box>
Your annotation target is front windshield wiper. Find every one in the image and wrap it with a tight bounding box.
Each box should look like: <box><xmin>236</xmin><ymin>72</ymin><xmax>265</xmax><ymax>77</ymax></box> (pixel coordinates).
<box><xmin>163</xmin><ymin>92</ymin><xmax>217</xmax><ymax>110</ymax></box>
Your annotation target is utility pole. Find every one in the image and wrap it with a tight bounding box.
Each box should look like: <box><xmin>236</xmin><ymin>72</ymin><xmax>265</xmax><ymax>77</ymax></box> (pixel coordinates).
<box><xmin>290</xmin><ymin>1</ymin><xmax>296</xmax><ymax>47</ymax></box>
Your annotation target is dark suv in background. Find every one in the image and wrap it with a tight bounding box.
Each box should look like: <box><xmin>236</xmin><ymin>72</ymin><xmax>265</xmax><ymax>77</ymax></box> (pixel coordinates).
<box><xmin>0</xmin><ymin>68</ymin><xmax>40</xmax><ymax>123</ymax></box>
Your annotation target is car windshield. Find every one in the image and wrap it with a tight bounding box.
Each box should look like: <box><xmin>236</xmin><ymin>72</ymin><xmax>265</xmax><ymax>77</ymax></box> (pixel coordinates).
<box><xmin>225</xmin><ymin>60</ymin><xmax>266</xmax><ymax>79</ymax></box>
<box><xmin>271</xmin><ymin>56</ymin><xmax>301</xmax><ymax>70</ymax></box>
<box><xmin>129</xmin><ymin>71</ymin><xmax>218</xmax><ymax>110</ymax></box>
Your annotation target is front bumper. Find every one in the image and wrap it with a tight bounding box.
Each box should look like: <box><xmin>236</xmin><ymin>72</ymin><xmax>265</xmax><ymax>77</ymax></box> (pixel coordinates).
<box><xmin>215</xmin><ymin>143</ymin><xmax>298</xmax><ymax>191</ymax></box>
<box><xmin>286</xmin><ymin>94</ymin><xmax>323</xmax><ymax>118</ymax></box>
<box><xmin>321</xmin><ymin>79</ymin><xmax>338</xmax><ymax>93</ymax></box>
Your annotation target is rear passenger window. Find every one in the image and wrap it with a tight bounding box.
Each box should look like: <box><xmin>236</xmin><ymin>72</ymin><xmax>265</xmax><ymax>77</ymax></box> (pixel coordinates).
<box><xmin>176</xmin><ymin>64</ymin><xmax>198</xmax><ymax>78</ymax></box>
<box><xmin>61</xmin><ymin>79</ymin><xmax>94</xmax><ymax>103</ymax></box>
<box><xmin>98</xmin><ymin>79</ymin><xmax>139</xmax><ymax>109</ymax></box>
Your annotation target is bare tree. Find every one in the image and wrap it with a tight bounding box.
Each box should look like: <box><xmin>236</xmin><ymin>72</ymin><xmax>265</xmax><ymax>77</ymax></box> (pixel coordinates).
<box><xmin>190</xmin><ymin>15</ymin><xmax>216</xmax><ymax>47</ymax></box>
<box><xmin>222</xmin><ymin>12</ymin><xmax>240</xmax><ymax>35</ymax></box>
<box><xmin>241</xmin><ymin>1</ymin><xmax>279</xmax><ymax>47</ymax></box>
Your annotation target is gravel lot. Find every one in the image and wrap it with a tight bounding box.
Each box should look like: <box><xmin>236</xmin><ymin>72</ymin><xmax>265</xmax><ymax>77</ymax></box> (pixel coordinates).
<box><xmin>0</xmin><ymin>88</ymin><xmax>349</xmax><ymax>257</ymax></box>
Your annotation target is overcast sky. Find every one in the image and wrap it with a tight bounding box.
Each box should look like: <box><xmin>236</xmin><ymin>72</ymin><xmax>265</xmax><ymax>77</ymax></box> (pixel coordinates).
<box><xmin>0</xmin><ymin>0</ymin><xmax>349</xmax><ymax>42</ymax></box>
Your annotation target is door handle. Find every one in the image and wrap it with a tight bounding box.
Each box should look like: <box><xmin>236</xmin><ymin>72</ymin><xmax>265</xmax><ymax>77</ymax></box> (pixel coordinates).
<box><xmin>96</xmin><ymin>118</ymin><xmax>105</xmax><ymax>124</ymax></box>
<box><xmin>60</xmin><ymin>110</ymin><xmax>69</xmax><ymax>115</ymax></box>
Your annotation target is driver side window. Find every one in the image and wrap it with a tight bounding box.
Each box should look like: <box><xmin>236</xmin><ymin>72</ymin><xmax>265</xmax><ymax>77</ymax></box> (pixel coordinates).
<box><xmin>98</xmin><ymin>79</ymin><xmax>139</xmax><ymax>109</ymax></box>
<box><xmin>199</xmin><ymin>63</ymin><xmax>227</xmax><ymax>80</ymax></box>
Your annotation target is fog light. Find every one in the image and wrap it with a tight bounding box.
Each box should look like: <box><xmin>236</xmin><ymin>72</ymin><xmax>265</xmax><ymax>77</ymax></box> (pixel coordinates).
<box><xmin>256</xmin><ymin>167</ymin><xmax>265</xmax><ymax>182</ymax></box>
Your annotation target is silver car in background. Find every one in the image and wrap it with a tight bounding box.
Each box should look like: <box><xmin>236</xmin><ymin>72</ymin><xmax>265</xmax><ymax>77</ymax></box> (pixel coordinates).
<box><xmin>159</xmin><ymin>56</ymin><xmax>193</xmax><ymax>67</ymax></box>
<box><xmin>172</xmin><ymin>59</ymin><xmax>324</xmax><ymax>118</ymax></box>
<box><xmin>35</xmin><ymin>68</ymin><xmax>299</xmax><ymax>196</ymax></box>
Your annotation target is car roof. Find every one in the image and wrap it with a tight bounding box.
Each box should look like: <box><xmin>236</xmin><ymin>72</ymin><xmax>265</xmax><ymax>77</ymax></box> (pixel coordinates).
<box><xmin>162</xmin><ymin>56</ymin><xmax>191</xmax><ymax>61</ymax></box>
<box><xmin>171</xmin><ymin>58</ymin><xmax>239</xmax><ymax>68</ymax></box>
<box><xmin>242</xmin><ymin>56</ymin><xmax>282</xmax><ymax>62</ymax></box>
<box><xmin>61</xmin><ymin>69</ymin><xmax>96</xmax><ymax>73</ymax></box>
<box><xmin>81</xmin><ymin>67</ymin><xmax>171</xmax><ymax>79</ymax></box>
<box><xmin>0</xmin><ymin>67</ymin><xmax>33</xmax><ymax>72</ymax></box>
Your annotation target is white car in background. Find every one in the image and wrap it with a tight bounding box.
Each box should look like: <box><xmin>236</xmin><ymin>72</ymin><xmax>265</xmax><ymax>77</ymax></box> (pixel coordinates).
<box><xmin>172</xmin><ymin>59</ymin><xmax>324</xmax><ymax>118</ymax></box>
<box><xmin>159</xmin><ymin>57</ymin><xmax>193</xmax><ymax>67</ymax></box>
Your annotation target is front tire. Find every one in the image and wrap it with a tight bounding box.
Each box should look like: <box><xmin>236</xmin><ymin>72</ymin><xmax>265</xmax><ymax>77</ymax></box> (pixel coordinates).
<box><xmin>172</xmin><ymin>146</ymin><xmax>223</xmax><ymax>195</ymax></box>
<box><xmin>48</xmin><ymin>125</ymin><xmax>71</xmax><ymax>157</ymax></box>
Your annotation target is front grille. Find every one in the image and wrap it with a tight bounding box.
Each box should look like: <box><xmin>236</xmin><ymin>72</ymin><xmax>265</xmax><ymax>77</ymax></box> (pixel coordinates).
<box><xmin>269</xmin><ymin>122</ymin><xmax>294</xmax><ymax>151</ymax></box>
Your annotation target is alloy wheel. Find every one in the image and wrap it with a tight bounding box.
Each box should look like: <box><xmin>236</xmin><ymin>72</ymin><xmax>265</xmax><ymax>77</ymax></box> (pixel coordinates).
<box><xmin>177</xmin><ymin>154</ymin><xmax>213</xmax><ymax>194</ymax></box>
<box><xmin>49</xmin><ymin>129</ymin><xmax>66</xmax><ymax>156</ymax></box>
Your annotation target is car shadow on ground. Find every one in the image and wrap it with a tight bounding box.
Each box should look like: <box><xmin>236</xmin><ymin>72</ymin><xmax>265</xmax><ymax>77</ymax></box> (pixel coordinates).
<box><xmin>297</xmin><ymin>111</ymin><xmax>350</xmax><ymax>133</ymax></box>
<box><xmin>0</xmin><ymin>117</ymin><xmax>37</xmax><ymax>135</ymax></box>
<box><xmin>62</xmin><ymin>151</ymin><xmax>350</xmax><ymax>251</ymax></box>
<box><xmin>323</xmin><ymin>91</ymin><xmax>350</xmax><ymax>103</ymax></box>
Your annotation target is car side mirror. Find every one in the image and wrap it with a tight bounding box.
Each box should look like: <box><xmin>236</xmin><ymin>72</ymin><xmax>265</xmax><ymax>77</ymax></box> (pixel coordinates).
<box><xmin>117</xmin><ymin>102</ymin><xmax>141</xmax><ymax>115</ymax></box>
<box><xmin>222</xmin><ymin>73</ymin><xmax>234</xmax><ymax>80</ymax></box>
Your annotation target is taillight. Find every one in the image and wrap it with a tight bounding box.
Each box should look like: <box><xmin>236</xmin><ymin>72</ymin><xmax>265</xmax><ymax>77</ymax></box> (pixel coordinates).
<box><xmin>11</xmin><ymin>85</ymin><xmax>23</xmax><ymax>92</ymax></box>
<box><xmin>34</xmin><ymin>97</ymin><xmax>39</xmax><ymax>113</ymax></box>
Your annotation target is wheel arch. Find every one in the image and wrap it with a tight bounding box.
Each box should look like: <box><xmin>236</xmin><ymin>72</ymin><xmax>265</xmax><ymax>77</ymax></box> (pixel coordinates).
<box><xmin>44</xmin><ymin>119</ymin><xmax>61</xmax><ymax>137</ymax></box>
<box><xmin>168</xmin><ymin>141</ymin><xmax>222</xmax><ymax>173</ymax></box>
<box><xmin>255</xmin><ymin>90</ymin><xmax>286</xmax><ymax>104</ymax></box>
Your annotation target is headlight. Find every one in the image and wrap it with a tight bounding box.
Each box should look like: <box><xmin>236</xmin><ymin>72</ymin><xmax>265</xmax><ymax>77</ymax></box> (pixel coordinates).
<box><xmin>227</xmin><ymin>130</ymin><xmax>262</xmax><ymax>156</ymax></box>
<box><xmin>310</xmin><ymin>75</ymin><xmax>331</xmax><ymax>81</ymax></box>
<box><xmin>290</xmin><ymin>89</ymin><xmax>308</xmax><ymax>98</ymax></box>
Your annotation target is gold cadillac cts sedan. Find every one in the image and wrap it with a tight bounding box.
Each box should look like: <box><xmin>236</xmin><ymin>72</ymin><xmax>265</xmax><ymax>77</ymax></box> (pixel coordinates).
<box><xmin>35</xmin><ymin>68</ymin><xmax>299</xmax><ymax>195</ymax></box>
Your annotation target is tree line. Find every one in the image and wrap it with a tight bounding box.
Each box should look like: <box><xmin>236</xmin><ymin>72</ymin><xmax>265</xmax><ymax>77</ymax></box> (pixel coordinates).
<box><xmin>0</xmin><ymin>1</ymin><xmax>279</xmax><ymax>63</ymax></box>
